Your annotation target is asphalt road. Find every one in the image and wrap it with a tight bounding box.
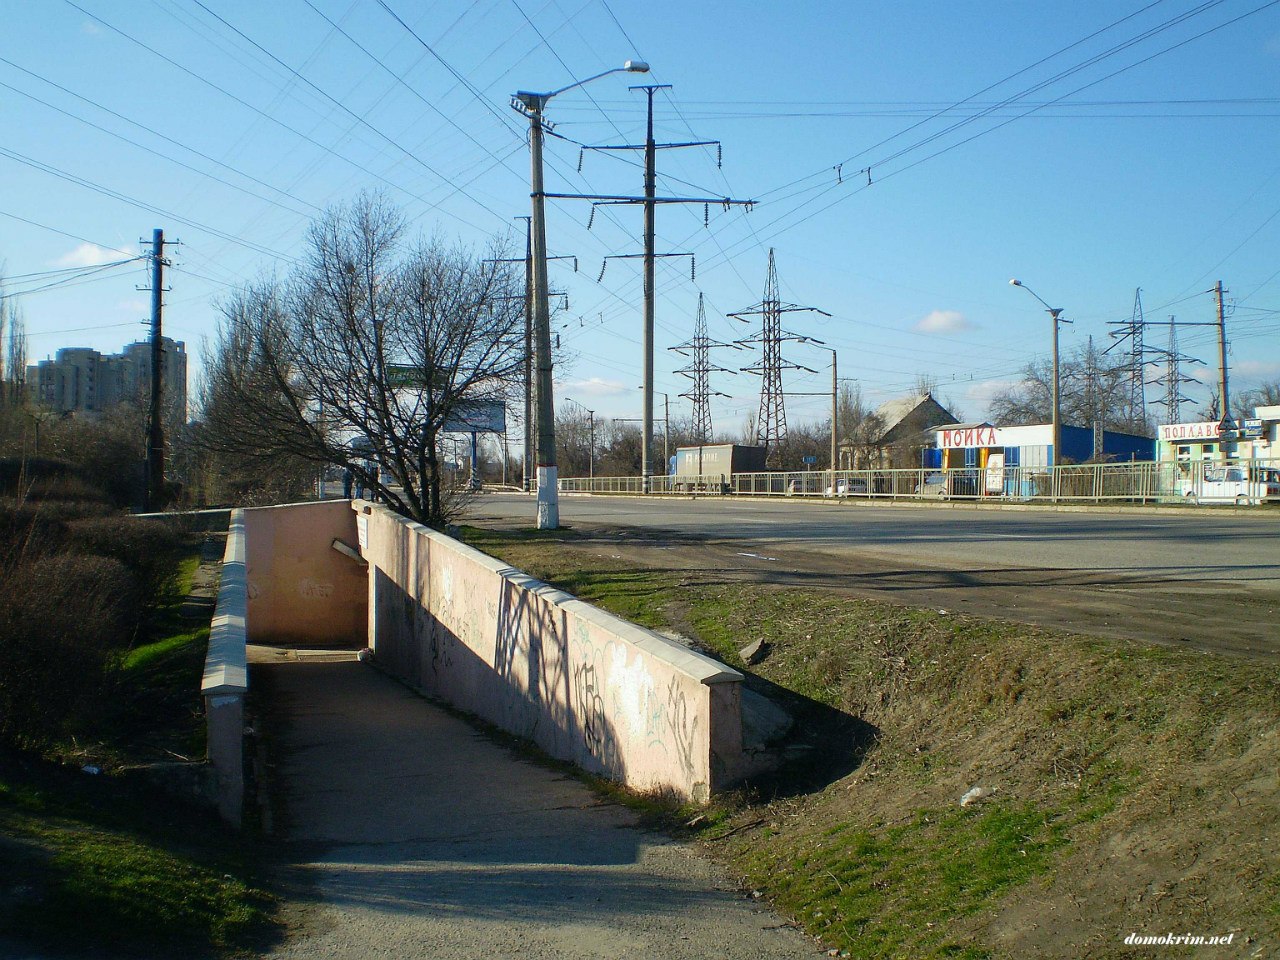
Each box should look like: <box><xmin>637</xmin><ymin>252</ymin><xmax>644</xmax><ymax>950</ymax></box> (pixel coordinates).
<box><xmin>474</xmin><ymin>494</ymin><xmax>1280</xmax><ymax>589</ymax></box>
<box><xmin>468</xmin><ymin>493</ymin><xmax>1280</xmax><ymax>658</ymax></box>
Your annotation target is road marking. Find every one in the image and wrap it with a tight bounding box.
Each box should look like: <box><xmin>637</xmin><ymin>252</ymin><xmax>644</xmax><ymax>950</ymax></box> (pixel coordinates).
<box><xmin>736</xmin><ymin>552</ymin><xmax>779</xmax><ymax>561</ymax></box>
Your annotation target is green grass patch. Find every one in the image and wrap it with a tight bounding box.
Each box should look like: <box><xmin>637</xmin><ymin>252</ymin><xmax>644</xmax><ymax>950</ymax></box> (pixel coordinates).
<box><xmin>0</xmin><ymin>771</ymin><xmax>273</xmax><ymax>956</ymax></box>
<box><xmin>742</xmin><ymin>800</ymin><xmax>1069</xmax><ymax>958</ymax></box>
<box><xmin>0</xmin><ymin>532</ymin><xmax>277</xmax><ymax>957</ymax></box>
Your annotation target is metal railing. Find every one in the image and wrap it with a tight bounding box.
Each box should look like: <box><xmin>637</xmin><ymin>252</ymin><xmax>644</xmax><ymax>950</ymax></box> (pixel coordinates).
<box><xmin>556</xmin><ymin>458</ymin><xmax>1280</xmax><ymax>505</ymax></box>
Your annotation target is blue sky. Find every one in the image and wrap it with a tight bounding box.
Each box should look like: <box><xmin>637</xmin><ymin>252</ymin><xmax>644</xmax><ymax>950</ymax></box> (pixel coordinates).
<box><xmin>4</xmin><ymin>0</ymin><xmax>1280</xmax><ymax>448</ymax></box>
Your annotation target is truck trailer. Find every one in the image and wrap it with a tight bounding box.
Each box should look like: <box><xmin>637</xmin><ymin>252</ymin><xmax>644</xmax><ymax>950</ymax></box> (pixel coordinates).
<box><xmin>671</xmin><ymin>444</ymin><xmax>767</xmax><ymax>493</ymax></box>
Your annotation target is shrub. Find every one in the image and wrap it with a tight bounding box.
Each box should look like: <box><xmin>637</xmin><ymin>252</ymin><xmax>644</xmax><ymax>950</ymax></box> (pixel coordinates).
<box><xmin>64</xmin><ymin>517</ymin><xmax>182</xmax><ymax>620</ymax></box>
<box><xmin>0</xmin><ymin>458</ymin><xmax>112</xmax><ymax>505</ymax></box>
<box><xmin>0</xmin><ymin>553</ymin><xmax>135</xmax><ymax>747</ymax></box>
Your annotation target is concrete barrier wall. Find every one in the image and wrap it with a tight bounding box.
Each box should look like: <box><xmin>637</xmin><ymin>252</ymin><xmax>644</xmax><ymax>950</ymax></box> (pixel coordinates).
<box><xmin>201</xmin><ymin>508</ymin><xmax>248</xmax><ymax>826</ymax></box>
<box><xmin>244</xmin><ymin>500</ymin><xmax>367</xmax><ymax>647</ymax></box>
<box><xmin>358</xmin><ymin>503</ymin><xmax>744</xmax><ymax>800</ymax></box>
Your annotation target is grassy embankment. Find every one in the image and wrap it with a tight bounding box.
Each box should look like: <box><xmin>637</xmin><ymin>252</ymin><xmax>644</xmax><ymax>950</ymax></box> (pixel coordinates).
<box><xmin>0</xmin><ymin>535</ymin><xmax>276</xmax><ymax>958</ymax></box>
<box><xmin>463</xmin><ymin>524</ymin><xmax>1280</xmax><ymax>960</ymax></box>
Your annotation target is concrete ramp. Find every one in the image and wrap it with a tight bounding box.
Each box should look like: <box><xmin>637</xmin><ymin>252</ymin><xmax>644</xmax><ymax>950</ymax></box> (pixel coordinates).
<box><xmin>259</xmin><ymin>653</ymin><xmax>818</xmax><ymax>959</ymax></box>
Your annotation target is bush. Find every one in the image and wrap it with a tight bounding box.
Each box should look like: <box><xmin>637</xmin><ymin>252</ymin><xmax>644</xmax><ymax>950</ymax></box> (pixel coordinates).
<box><xmin>0</xmin><ymin>554</ymin><xmax>135</xmax><ymax>747</ymax></box>
<box><xmin>0</xmin><ymin>499</ymin><xmax>117</xmax><ymax>561</ymax></box>
<box><xmin>65</xmin><ymin>516</ymin><xmax>182</xmax><ymax>620</ymax></box>
<box><xmin>0</xmin><ymin>458</ymin><xmax>112</xmax><ymax>505</ymax></box>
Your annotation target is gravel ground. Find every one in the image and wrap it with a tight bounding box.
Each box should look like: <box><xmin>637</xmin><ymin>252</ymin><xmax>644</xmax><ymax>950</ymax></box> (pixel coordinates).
<box><xmin>256</xmin><ymin>652</ymin><xmax>819</xmax><ymax>960</ymax></box>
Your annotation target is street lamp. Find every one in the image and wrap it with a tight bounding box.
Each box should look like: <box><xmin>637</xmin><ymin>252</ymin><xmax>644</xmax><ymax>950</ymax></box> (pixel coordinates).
<box><xmin>514</xmin><ymin>60</ymin><xmax>649</xmax><ymax>529</ymax></box>
<box><xmin>1009</xmin><ymin>279</ymin><xmax>1072</xmax><ymax>472</ymax></box>
<box><xmin>564</xmin><ymin>396</ymin><xmax>596</xmax><ymax>480</ymax></box>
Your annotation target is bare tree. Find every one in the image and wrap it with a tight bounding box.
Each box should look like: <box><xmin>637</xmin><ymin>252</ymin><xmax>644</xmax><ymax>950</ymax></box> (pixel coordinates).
<box><xmin>0</xmin><ymin>277</ymin><xmax>27</xmax><ymax>406</ymax></box>
<box><xmin>197</xmin><ymin>195</ymin><xmax>524</xmax><ymax>525</ymax></box>
<box><xmin>1233</xmin><ymin>380</ymin><xmax>1280</xmax><ymax>419</ymax></box>
<box><xmin>7</xmin><ymin>307</ymin><xmax>25</xmax><ymax>405</ymax></box>
<box><xmin>835</xmin><ymin>382</ymin><xmax>887</xmax><ymax>469</ymax></box>
<box><xmin>989</xmin><ymin>344</ymin><xmax>1149</xmax><ymax>435</ymax></box>
<box><xmin>595</xmin><ymin>420</ymin><xmax>642</xmax><ymax>477</ymax></box>
<box><xmin>554</xmin><ymin>402</ymin><xmax>592</xmax><ymax>478</ymax></box>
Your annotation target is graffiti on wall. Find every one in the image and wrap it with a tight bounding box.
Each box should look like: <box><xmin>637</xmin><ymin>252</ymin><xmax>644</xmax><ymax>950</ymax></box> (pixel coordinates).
<box><xmin>665</xmin><ymin>676</ymin><xmax>698</xmax><ymax>785</ymax></box>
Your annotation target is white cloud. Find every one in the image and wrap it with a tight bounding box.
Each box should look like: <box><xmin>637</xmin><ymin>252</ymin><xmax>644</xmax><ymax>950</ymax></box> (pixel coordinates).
<box><xmin>964</xmin><ymin>378</ymin><xmax>1021</xmax><ymax>419</ymax></box>
<box><xmin>81</xmin><ymin>21</ymin><xmax>101</xmax><ymax>35</ymax></box>
<box><xmin>914</xmin><ymin>309</ymin><xmax>973</xmax><ymax>334</ymax></box>
<box><xmin>1235</xmin><ymin>359</ymin><xmax>1280</xmax><ymax>379</ymax></box>
<box><xmin>560</xmin><ymin>376</ymin><xmax>630</xmax><ymax>398</ymax></box>
<box><xmin>53</xmin><ymin>242</ymin><xmax>129</xmax><ymax>268</ymax></box>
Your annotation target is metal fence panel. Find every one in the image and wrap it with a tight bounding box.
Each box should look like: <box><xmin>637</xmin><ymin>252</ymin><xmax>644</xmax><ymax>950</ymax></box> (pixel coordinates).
<box><xmin>555</xmin><ymin>459</ymin><xmax>1280</xmax><ymax>505</ymax></box>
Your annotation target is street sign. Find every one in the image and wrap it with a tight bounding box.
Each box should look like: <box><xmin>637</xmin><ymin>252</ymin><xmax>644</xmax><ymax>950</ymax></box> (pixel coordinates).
<box><xmin>802</xmin><ymin>455</ymin><xmax>817</xmax><ymax>465</ymax></box>
<box><xmin>442</xmin><ymin>400</ymin><xmax>506</xmax><ymax>434</ymax></box>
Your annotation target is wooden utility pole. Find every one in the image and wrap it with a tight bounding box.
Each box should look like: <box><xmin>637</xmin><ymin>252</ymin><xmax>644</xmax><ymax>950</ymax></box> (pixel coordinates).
<box><xmin>1214</xmin><ymin>280</ymin><xmax>1229</xmax><ymax>419</ymax></box>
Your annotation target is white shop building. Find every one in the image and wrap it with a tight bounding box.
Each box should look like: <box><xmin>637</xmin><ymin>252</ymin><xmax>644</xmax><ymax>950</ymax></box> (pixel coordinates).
<box><xmin>1156</xmin><ymin>405</ymin><xmax>1280</xmax><ymax>466</ymax></box>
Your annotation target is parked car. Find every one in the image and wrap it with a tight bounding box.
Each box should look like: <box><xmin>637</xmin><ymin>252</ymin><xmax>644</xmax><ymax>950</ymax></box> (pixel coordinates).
<box><xmin>915</xmin><ymin>472</ymin><xmax>949</xmax><ymax>498</ymax></box>
<box><xmin>1180</xmin><ymin>465</ymin><xmax>1280</xmax><ymax>505</ymax></box>
<box><xmin>914</xmin><ymin>471</ymin><xmax>980</xmax><ymax>499</ymax></box>
<box><xmin>825</xmin><ymin>477</ymin><xmax>870</xmax><ymax>497</ymax></box>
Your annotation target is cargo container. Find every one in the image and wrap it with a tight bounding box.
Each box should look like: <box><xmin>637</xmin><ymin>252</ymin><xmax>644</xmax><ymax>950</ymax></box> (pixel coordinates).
<box><xmin>671</xmin><ymin>444</ymin><xmax>767</xmax><ymax>493</ymax></box>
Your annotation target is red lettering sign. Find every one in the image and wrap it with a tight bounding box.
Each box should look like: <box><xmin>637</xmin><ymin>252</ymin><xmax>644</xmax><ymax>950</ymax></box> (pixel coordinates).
<box><xmin>1158</xmin><ymin>422</ymin><xmax>1220</xmax><ymax>442</ymax></box>
<box><xmin>941</xmin><ymin>426</ymin><xmax>996</xmax><ymax>448</ymax></box>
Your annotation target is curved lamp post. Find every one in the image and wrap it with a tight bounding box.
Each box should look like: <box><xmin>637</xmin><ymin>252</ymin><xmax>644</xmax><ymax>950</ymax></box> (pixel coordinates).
<box><xmin>514</xmin><ymin>60</ymin><xmax>649</xmax><ymax>529</ymax></box>
<box><xmin>1009</xmin><ymin>278</ymin><xmax>1072</xmax><ymax>470</ymax></box>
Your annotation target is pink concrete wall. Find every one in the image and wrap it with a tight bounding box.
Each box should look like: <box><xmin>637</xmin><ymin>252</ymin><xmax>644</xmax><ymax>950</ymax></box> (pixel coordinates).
<box><xmin>244</xmin><ymin>500</ymin><xmax>367</xmax><ymax>647</ymax></box>
<box><xmin>358</xmin><ymin>504</ymin><xmax>743</xmax><ymax>800</ymax></box>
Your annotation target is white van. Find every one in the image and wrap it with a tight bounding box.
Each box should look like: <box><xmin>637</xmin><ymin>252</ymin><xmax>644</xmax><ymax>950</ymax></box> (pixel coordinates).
<box><xmin>1180</xmin><ymin>465</ymin><xmax>1280</xmax><ymax>505</ymax></box>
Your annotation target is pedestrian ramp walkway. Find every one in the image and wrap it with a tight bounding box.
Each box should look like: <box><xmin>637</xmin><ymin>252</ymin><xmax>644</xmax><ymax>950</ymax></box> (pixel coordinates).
<box><xmin>257</xmin><ymin>653</ymin><xmax>818</xmax><ymax>959</ymax></box>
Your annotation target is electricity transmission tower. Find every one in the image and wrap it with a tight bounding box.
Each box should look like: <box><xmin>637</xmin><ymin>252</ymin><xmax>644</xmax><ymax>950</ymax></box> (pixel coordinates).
<box><xmin>730</xmin><ymin>249</ymin><xmax>829</xmax><ymax>465</ymax></box>
<box><xmin>670</xmin><ymin>293</ymin><xmax>738</xmax><ymax>443</ymax></box>
<box><xmin>1147</xmin><ymin>316</ymin><xmax>1203</xmax><ymax>423</ymax></box>
<box><xmin>1106</xmin><ymin>287</ymin><xmax>1148</xmax><ymax>429</ymax></box>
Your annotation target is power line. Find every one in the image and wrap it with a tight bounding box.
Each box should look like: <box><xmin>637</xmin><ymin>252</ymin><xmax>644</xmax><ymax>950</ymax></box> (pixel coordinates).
<box><xmin>0</xmin><ymin>145</ymin><xmax>300</xmax><ymax>262</ymax></box>
<box><xmin>182</xmin><ymin>0</ymin><xmax>514</xmax><ymax>231</ymax></box>
<box><xmin>60</xmin><ymin>0</ymin><xmax>499</xmax><ymax>233</ymax></box>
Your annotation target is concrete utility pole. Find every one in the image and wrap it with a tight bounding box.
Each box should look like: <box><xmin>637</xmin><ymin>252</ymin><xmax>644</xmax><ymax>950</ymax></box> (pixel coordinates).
<box><xmin>146</xmin><ymin>228</ymin><xmax>167</xmax><ymax>511</ymax></box>
<box><xmin>642</xmin><ymin>85</ymin><xmax>659</xmax><ymax>495</ymax></box>
<box><xmin>527</xmin><ymin>106</ymin><xmax>557</xmax><ymax>527</ymax></box>
<box><xmin>576</xmin><ymin>85</ymin><xmax>751</xmax><ymax>491</ymax></box>
<box><xmin>483</xmin><ymin>218</ymin><xmax>576</xmax><ymax>494</ymax></box>
<box><xmin>829</xmin><ymin>348</ymin><xmax>838</xmax><ymax>493</ymax></box>
<box><xmin>519</xmin><ymin>216</ymin><xmax>533</xmax><ymax>493</ymax></box>
<box><xmin>514</xmin><ymin>61</ymin><xmax>650</xmax><ymax>528</ymax></box>
<box><xmin>1214</xmin><ymin>279</ymin><xmax>1229</xmax><ymax>419</ymax></box>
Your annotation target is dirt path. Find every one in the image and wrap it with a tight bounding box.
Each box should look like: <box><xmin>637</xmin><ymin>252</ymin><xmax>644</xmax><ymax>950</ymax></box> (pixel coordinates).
<box><xmin>254</xmin><ymin>650</ymin><xmax>820</xmax><ymax>960</ymax></box>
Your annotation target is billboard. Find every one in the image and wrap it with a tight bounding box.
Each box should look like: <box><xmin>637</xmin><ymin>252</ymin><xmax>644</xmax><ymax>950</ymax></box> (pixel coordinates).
<box><xmin>442</xmin><ymin>400</ymin><xmax>506</xmax><ymax>434</ymax></box>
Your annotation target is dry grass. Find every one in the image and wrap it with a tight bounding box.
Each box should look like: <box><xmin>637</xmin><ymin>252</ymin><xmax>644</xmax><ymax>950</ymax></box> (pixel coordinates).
<box><xmin>463</xmin><ymin>525</ymin><xmax>1280</xmax><ymax>959</ymax></box>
